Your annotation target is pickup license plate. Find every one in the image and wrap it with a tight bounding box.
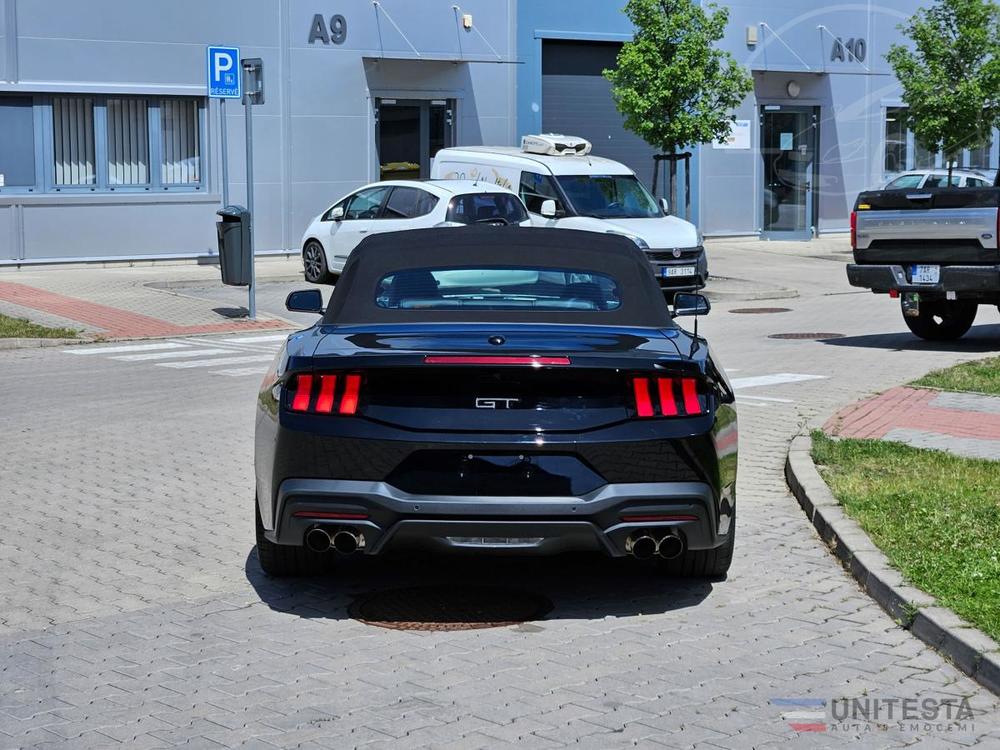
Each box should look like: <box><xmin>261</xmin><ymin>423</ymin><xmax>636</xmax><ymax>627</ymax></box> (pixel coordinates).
<box><xmin>662</xmin><ymin>265</ymin><xmax>697</xmax><ymax>278</ymax></box>
<box><xmin>910</xmin><ymin>264</ymin><xmax>941</xmax><ymax>284</ymax></box>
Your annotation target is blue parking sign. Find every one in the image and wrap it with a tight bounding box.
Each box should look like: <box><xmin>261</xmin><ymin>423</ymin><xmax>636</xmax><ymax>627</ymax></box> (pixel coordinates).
<box><xmin>207</xmin><ymin>46</ymin><xmax>241</xmax><ymax>99</ymax></box>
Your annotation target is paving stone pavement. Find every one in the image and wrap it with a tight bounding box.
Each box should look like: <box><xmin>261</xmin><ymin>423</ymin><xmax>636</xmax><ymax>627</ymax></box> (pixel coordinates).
<box><xmin>1</xmin><ymin>241</ymin><xmax>999</xmax><ymax>748</ymax></box>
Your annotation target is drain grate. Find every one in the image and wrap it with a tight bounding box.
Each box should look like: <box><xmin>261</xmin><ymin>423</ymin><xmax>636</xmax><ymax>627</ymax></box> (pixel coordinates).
<box><xmin>729</xmin><ymin>307</ymin><xmax>792</xmax><ymax>315</ymax></box>
<box><xmin>350</xmin><ymin>585</ymin><xmax>553</xmax><ymax>631</ymax></box>
<box><xmin>768</xmin><ymin>332</ymin><xmax>846</xmax><ymax>340</ymax></box>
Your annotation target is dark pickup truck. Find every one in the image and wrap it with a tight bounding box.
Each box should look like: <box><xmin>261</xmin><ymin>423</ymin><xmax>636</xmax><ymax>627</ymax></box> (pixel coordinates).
<box><xmin>847</xmin><ymin>179</ymin><xmax>1000</xmax><ymax>340</ymax></box>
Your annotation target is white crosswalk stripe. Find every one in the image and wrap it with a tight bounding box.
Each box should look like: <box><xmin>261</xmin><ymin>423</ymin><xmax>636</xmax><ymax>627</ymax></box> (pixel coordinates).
<box><xmin>66</xmin><ymin>342</ymin><xmax>190</xmax><ymax>355</ymax></box>
<box><xmin>158</xmin><ymin>354</ymin><xmax>277</xmax><ymax>369</ymax></box>
<box><xmin>112</xmin><ymin>348</ymin><xmax>234</xmax><ymax>362</ymax></box>
<box><xmin>63</xmin><ymin>334</ymin><xmax>284</xmax><ymax>377</ymax></box>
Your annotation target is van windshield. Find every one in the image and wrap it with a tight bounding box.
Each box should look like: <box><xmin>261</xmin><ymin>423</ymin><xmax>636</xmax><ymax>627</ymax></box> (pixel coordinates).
<box><xmin>556</xmin><ymin>175</ymin><xmax>661</xmax><ymax>219</ymax></box>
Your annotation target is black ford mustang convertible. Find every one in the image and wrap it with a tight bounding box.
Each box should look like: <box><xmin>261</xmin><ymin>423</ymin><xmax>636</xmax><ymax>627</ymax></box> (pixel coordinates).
<box><xmin>254</xmin><ymin>228</ymin><xmax>737</xmax><ymax>577</ymax></box>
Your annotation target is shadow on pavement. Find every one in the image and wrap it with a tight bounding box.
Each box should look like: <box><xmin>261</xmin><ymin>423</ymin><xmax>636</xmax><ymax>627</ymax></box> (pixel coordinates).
<box><xmin>821</xmin><ymin>323</ymin><xmax>1000</xmax><ymax>353</ymax></box>
<box><xmin>244</xmin><ymin>548</ymin><xmax>714</xmax><ymax>623</ymax></box>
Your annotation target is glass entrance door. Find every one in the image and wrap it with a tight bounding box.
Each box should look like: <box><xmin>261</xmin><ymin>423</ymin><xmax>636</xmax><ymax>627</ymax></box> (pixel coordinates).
<box><xmin>760</xmin><ymin>106</ymin><xmax>818</xmax><ymax>239</ymax></box>
<box><xmin>375</xmin><ymin>99</ymin><xmax>454</xmax><ymax>180</ymax></box>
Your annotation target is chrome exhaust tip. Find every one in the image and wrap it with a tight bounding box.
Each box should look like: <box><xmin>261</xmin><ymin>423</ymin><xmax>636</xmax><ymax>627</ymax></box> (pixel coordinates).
<box><xmin>305</xmin><ymin>527</ymin><xmax>332</xmax><ymax>553</ymax></box>
<box><xmin>332</xmin><ymin>529</ymin><xmax>364</xmax><ymax>555</ymax></box>
<box><xmin>625</xmin><ymin>534</ymin><xmax>657</xmax><ymax>560</ymax></box>
<box><xmin>657</xmin><ymin>533</ymin><xmax>684</xmax><ymax>560</ymax></box>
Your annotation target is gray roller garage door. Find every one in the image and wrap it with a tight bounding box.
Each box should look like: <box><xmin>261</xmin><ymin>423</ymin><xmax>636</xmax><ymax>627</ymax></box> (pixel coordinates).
<box><xmin>541</xmin><ymin>40</ymin><xmax>657</xmax><ymax>188</ymax></box>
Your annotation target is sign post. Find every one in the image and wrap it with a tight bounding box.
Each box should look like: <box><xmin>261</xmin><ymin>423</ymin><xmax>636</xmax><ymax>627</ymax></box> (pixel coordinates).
<box><xmin>241</xmin><ymin>58</ymin><xmax>264</xmax><ymax>321</ymax></box>
<box><xmin>206</xmin><ymin>46</ymin><xmax>241</xmax><ymax>208</ymax></box>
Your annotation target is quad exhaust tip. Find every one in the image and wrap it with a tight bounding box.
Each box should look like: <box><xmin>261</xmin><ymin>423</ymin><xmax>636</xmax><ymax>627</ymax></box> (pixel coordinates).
<box><xmin>305</xmin><ymin>527</ymin><xmax>366</xmax><ymax>555</ymax></box>
<box><xmin>625</xmin><ymin>534</ymin><xmax>657</xmax><ymax>560</ymax></box>
<box><xmin>657</xmin><ymin>533</ymin><xmax>684</xmax><ymax>560</ymax></box>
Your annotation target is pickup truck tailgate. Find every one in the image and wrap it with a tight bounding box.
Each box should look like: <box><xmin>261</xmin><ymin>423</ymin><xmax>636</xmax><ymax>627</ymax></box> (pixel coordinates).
<box><xmin>854</xmin><ymin>188</ymin><xmax>999</xmax><ymax>264</ymax></box>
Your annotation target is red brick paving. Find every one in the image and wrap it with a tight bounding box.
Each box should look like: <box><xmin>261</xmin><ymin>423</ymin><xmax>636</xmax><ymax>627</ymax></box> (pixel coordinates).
<box><xmin>826</xmin><ymin>386</ymin><xmax>1000</xmax><ymax>441</ymax></box>
<box><xmin>0</xmin><ymin>281</ymin><xmax>289</xmax><ymax>339</ymax></box>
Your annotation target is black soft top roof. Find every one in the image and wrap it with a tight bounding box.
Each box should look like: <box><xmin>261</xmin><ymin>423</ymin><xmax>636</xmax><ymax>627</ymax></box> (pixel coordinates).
<box><xmin>321</xmin><ymin>227</ymin><xmax>673</xmax><ymax>327</ymax></box>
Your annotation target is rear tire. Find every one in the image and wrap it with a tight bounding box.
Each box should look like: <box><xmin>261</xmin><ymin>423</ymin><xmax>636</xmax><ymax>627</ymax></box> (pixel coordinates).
<box><xmin>302</xmin><ymin>240</ymin><xmax>333</xmax><ymax>284</ymax></box>
<box><xmin>255</xmin><ymin>500</ymin><xmax>330</xmax><ymax>577</ymax></box>
<box><xmin>902</xmin><ymin>300</ymin><xmax>977</xmax><ymax>341</ymax></box>
<box><xmin>658</xmin><ymin>512</ymin><xmax>735</xmax><ymax>579</ymax></box>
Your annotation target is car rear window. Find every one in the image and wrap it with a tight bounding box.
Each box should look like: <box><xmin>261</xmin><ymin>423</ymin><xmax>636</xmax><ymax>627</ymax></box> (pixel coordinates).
<box><xmin>375</xmin><ymin>266</ymin><xmax>621</xmax><ymax>311</ymax></box>
<box><xmin>446</xmin><ymin>193</ymin><xmax>528</xmax><ymax>225</ymax></box>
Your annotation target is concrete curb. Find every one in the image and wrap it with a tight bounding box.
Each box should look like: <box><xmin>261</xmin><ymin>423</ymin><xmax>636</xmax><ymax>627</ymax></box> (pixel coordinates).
<box><xmin>785</xmin><ymin>434</ymin><xmax>1000</xmax><ymax>696</ymax></box>
<box><xmin>0</xmin><ymin>337</ymin><xmax>87</xmax><ymax>351</ymax></box>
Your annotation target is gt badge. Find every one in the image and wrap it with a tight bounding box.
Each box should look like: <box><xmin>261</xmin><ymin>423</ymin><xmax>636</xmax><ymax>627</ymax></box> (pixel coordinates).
<box><xmin>475</xmin><ymin>397</ymin><xmax>520</xmax><ymax>409</ymax></box>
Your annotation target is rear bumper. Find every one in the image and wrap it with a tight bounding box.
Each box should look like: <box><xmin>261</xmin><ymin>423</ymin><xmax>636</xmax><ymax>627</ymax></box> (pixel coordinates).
<box><xmin>847</xmin><ymin>263</ymin><xmax>1000</xmax><ymax>294</ymax></box>
<box><xmin>268</xmin><ymin>478</ymin><xmax>730</xmax><ymax>557</ymax></box>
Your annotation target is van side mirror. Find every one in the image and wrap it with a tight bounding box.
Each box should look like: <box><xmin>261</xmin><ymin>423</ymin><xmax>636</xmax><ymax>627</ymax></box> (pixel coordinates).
<box><xmin>540</xmin><ymin>199</ymin><xmax>557</xmax><ymax>218</ymax></box>
<box><xmin>672</xmin><ymin>293</ymin><xmax>710</xmax><ymax>317</ymax></box>
<box><xmin>330</xmin><ymin>205</ymin><xmax>344</xmax><ymax>221</ymax></box>
<box><xmin>286</xmin><ymin>289</ymin><xmax>324</xmax><ymax>314</ymax></box>
<box><xmin>659</xmin><ymin>197</ymin><xmax>670</xmax><ymax>215</ymax></box>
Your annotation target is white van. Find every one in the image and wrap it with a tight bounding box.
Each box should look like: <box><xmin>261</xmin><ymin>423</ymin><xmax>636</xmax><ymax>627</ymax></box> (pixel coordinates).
<box><xmin>431</xmin><ymin>134</ymin><xmax>707</xmax><ymax>290</ymax></box>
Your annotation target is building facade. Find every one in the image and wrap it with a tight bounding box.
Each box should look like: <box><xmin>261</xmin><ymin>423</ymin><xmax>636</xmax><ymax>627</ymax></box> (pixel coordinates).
<box><xmin>0</xmin><ymin>0</ymin><xmax>516</xmax><ymax>263</ymax></box>
<box><xmin>2</xmin><ymin>0</ymin><xmax>992</xmax><ymax>263</ymax></box>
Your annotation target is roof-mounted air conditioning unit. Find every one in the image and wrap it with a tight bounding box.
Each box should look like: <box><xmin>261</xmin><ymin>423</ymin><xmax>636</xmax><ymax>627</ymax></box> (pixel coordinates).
<box><xmin>521</xmin><ymin>134</ymin><xmax>592</xmax><ymax>156</ymax></box>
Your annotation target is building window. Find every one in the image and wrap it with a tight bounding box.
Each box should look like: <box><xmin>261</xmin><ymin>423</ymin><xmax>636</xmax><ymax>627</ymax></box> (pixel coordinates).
<box><xmin>52</xmin><ymin>96</ymin><xmax>96</xmax><ymax>186</ymax></box>
<box><xmin>0</xmin><ymin>97</ymin><xmax>37</xmax><ymax>189</ymax></box>
<box><xmin>160</xmin><ymin>98</ymin><xmax>201</xmax><ymax>185</ymax></box>
<box><xmin>884</xmin><ymin>107</ymin><xmax>906</xmax><ymax>172</ymax></box>
<box><xmin>107</xmin><ymin>98</ymin><xmax>150</xmax><ymax>185</ymax></box>
<box><xmin>885</xmin><ymin>106</ymin><xmax>996</xmax><ymax>175</ymax></box>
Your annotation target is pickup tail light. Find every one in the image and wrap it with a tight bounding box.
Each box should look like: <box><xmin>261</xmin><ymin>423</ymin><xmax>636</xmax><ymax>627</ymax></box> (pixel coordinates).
<box><xmin>632</xmin><ymin>376</ymin><xmax>706</xmax><ymax>418</ymax></box>
<box><xmin>850</xmin><ymin>210</ymin><xmax>857</xmax><ymax>249</ymax></box>
<box><xmin>289</xmin><ymin>372</ymin><xmax>362</xmax><ymax>415</ymax></box>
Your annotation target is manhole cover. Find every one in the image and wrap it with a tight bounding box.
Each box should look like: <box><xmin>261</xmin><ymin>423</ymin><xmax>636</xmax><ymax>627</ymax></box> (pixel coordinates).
<box><xmin>729</xmin><ymin>307</ymin><xmax>792</xmax><ymax>314</ymax></box>
<box><xmin>350</xmin><ymin>585</ymin><xmax>552</xmax><ymax>631</ymax></box>
<box><xmin>768</xmin><ymin>332</ymin><xmax>846</xmax><ymax>340</ymax></box>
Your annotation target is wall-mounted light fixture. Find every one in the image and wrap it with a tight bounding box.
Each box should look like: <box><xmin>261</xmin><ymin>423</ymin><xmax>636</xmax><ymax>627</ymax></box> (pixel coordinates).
<box><xmin>786</xmin><ymin>80</ymin><xmax>801</xmax><ymax>98</ymax></box>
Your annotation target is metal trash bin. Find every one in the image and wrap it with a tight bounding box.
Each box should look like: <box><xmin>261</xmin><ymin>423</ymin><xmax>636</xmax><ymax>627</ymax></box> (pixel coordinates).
<box><xmin>217</xmin><ymin>205</ymin><xmax>252</xmax><ymax>286</ymax></box>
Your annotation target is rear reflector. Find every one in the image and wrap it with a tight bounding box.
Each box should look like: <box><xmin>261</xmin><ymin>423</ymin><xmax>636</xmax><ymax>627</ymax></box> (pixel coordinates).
<box><xmin>287</xmin><ymin>372</ymin><xmax>362</xmax><ymax>416</ymax></box>
<box><xmin>423</xmin><ymin>355</ymin><xmax>571</xmax><ymax>366</ymax></box>
<box><xmin>291</xmin><ymin>374</ymin><xmax>313</xmax><ymax>412</ymax></box>
<box><xmin>850</xmin><ymin>210</ymin><xmax>857</xmax><ymax>249</ymax></box>
<box><xmin>621</xmin><ymin>514</ymin><xmax>699</xmax><ymax>523</ymax></box>
<box><xmin>632</xmin><ymin>376</ymin><xmax>705</xmax><ymax>418</ymax></box>
<box><xmin>292</xmin><ymin>511</ymin><xmax>369</xmax><ymax>520</ymax></box>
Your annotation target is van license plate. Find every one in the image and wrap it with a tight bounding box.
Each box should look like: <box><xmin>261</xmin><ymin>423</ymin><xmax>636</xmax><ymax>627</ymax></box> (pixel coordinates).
<box><xmin>662</xmin><ymin>266</ymin><xmax>696</xmax><ymax>278</ymax></box>
<box><xmin>910</xmin><ymin>265</ymin><xmax>940</xmax><ymax>284</ymax></box>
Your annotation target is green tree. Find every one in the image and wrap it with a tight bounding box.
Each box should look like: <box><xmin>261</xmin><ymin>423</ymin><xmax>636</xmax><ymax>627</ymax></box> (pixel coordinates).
<box><xmin>604</xmin><ymin>0</ymin><xmax>752</xmax><ymax>205</ymax></box>
<box><xmin>886</xmin><ymin>0</ymin><xmax>1000</xmax><ymax>182</ymax></box>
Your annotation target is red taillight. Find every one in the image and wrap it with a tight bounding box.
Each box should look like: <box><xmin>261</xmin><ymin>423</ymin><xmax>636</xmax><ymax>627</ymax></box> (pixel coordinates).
<box><xmin>850</xmin><ymin>210</ymin><xmax>857</xmax><ymax>249</ymax></box>
<box><xmin>291</xmin><ymin>374</ymin><xmax>313</xmax><ymax>412</ymax></box>
<box><xmin>339</xmin><ymin>374</ymin><xmax>361</xmax><ymax>415</ymax></box>
<box><xmin>315</xmin><ymin>374</ymin><xmax>337</xmax><ymax>413</ymax></box>
<box><xmin>632</xmin><ymin>377</ymin><xmax>654</xmax><ymax>417</ymax></box>
<box><xmin>291</xmin><ymin>511</ymin><xmax>369</xmax><ymax>520</ymax></box>
<box><xmin>620</xmin><ymin>514</ymin><xmax>698</xmax><ymax>523</ymax></box>
<box><xmin>423</xmin><ymin>355</ymin><xmax>571</xmax><ymax>366</ymax></box>
<box><xmin>632</xmin><ymin>376</ymin><xmax>705</xmax><ymax>418</ymax></box>
<box><xmin>288</xmin><ymin>372</ymin><xmax>362</xmax><ymax>415</ymax></box>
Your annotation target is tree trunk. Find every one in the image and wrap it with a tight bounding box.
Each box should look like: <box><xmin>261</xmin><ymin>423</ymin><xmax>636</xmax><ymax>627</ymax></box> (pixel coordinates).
<box><xmin>947</xmin><ymin>158</ymin><xmax>954</xmax><ymax>186</ymax></box>
<box><xmin>668</xmin><ymin>159</ymin><xmax>677</xmax><ymax>217</ymax></box>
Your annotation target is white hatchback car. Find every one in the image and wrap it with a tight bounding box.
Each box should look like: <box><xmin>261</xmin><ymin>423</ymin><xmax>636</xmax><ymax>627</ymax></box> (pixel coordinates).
<box><xmin>299</xmin><ymin>180</ymin><xmax>530</xmax><ymax>283</ymax></box>
<box><xmin>882</xmin><ymin>169</ymin><xmax>992</xmax><ymax>190</ymax></box>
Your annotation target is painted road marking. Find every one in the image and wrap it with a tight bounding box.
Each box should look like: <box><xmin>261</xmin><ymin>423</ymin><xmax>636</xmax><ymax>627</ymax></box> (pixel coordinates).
<box><xmin>213</xmin><ymin>366</ymin><xmax>271</xmax><ymax>377</ymax></box>
<box><xmin>65</xmin><ymin>342</ymin><xmax>189</xmax><ymax>355</ymax></box>
<box><xmin>222</xmin><ymin>334</ymin><xmax>290</xmax><ymax>344</ymax></box>
<box><xmin>158</xmin><ymin>354</ymin><xmax>276</xmax><ymax>369</ymax></box>
<box><xmin>731</xmin><ymin>373</ymin><xmax>827</xmax><ymax>390</ymax></box>
<box><xmin>112</xmin><ymin>348</ymin><xmax>235</xmax><ymax>362</ymax></box>
<box><xmin>738</xmin><ymin>395</ymin><xmax>794</xmax><ymax>403</ymax></box>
